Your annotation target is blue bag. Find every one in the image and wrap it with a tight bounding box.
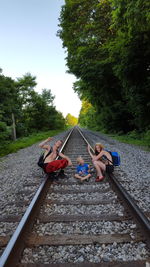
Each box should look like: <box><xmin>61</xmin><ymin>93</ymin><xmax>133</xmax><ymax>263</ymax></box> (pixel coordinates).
<box><xmin>108</xmin><ymin>151</ymin><xmax>121</xmax><ymax>166</ymax></box>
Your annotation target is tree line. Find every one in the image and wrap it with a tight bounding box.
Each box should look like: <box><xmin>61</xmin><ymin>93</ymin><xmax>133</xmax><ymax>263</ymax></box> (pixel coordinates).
<box><xmin>0</xmin><ymin>70</ymin><xmax>65</xmax><ymax>143</ymax></box>
<box><xmin>58</xmin><ymin>0</ymin><xmax>150</xmax><ymax>135</ymax></box>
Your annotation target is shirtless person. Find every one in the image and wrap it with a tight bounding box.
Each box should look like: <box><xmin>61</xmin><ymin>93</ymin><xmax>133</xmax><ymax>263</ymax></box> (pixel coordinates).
<box><xmin>39</xmin><ymin>137</ymin><xmax>72</xmax><ymax>175</ymax></box>
<box><xmin>88</xmin><ymin>143</ymin><xmax>114</xmax><ymax>182</ymax></box>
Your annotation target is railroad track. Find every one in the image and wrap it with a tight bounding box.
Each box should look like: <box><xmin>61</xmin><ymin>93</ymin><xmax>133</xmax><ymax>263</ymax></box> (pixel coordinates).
<box><xmin>0</xmin><ymin>127</ymin><xmax>150</xmax><ymax>266</ymax></box>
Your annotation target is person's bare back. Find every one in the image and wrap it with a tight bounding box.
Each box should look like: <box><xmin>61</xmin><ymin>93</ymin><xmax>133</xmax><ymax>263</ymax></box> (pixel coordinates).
<box><xmin>44</xmin><ymin>149</ymin><xmax>58</xmax><ymax>163</ymax></box>
<box><xmin>100</xmin><ymin>150</ymin><xmax>113</xmax><ymax>165</ymax></box>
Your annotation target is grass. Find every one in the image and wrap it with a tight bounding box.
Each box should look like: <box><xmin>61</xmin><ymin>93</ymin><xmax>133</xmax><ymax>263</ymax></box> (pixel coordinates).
<box><xmin>108</xmin><ymin>130</ymin><xmax>150</xmax><ymax>150</ymax></box>
<box><xmin>0</xmin><ymin>128</ymin><xmax>67</xmax><ymax>157</ymax></box>
<box><xmin>86</xmin><ymin>127</ymin><xmax>150</xmax><ymax>151</ymax></box>
<box><xmin>1</xmin><ymin>126</ymin><xmax>149</xmax><ymax>157</ymax></box>
<box><xmin>109</xmin><ymin>133</ymin><xmax>150</xmax><ymax>148</ymax></box>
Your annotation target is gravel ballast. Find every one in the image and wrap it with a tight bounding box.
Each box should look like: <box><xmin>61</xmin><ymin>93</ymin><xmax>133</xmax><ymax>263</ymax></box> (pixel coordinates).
<box><xmin>0</xmin><ymin>127</ymin><xmax>150</xmax><ymax>263</ymax></box>
<box><xmin>21</xmin><ymin>243</ymin><xmax>149</xmax><ymax>263</ymax></box>
<box><xmin>0</xmin><ymin>129</ymin><xmax>70</xmax><ymax>235</ymax></box>
<box><xmin>33</xmin><ymin>220</ymin><xmax>137</xmax><ymax>235</ymax></box>
<box><xmin>47</xmin><ymin>191</ymin><xmax>117</xmax><ymax>201</ymax></box>
<box><xmin>40</xmin><ymin>203</ymin><xmax>124</xmax><ymax>216</ymax></box>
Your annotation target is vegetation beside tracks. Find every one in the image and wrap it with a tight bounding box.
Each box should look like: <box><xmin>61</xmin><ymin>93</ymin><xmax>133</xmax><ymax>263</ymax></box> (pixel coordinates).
<box><xmin>84</xmin><ymin>126</ymin><xmax>150</xmax><ymax>151</ymax></box>
<box><xmin>58</xmin><ymin>0</ymin><xmax>150</xmax><ymax>145</ymax></box>
<box><xmin>0</xmin><ymin>128</ymin><xmax>68</xmax><ymax>157</ymax></box>
<box><xmin>109</xmin><ymin>131</ymin><xmax>150</xmax><ymax>150</ymax></box>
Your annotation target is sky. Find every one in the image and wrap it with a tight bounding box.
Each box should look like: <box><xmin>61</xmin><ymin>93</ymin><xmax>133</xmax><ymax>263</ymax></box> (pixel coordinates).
<box><xmin>0</xmin><ymin>0</ymin><xmax>81</xmax><ymax>118</ymax></box>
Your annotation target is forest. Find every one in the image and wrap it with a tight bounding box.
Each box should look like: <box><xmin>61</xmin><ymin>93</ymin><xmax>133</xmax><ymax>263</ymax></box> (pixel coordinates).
<box><xmin>1</xmin><ymin>0</ymin><xmax>150</xmax><ymax>155</ymax></box>
<box><xmin>0</xmin><ymin>70</ymin><xmax>66</xmax><ymax>145</ymax></box>
<box><xmin>58</xmin><ymin>0</ymin><xmax>150</xmax><ymax>141</ymax></box>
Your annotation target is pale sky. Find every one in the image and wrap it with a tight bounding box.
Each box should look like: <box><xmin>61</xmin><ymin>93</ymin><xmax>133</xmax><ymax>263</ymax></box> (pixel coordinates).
<box><xmin>0</xmin><ymin>0</ymin><xmax>81</xmax><ymax>117</ymax></box>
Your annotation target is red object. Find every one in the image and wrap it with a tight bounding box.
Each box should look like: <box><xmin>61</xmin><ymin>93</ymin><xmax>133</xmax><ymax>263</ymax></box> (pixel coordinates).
<box><xmin>95</xmin><ymin>176</ymin><xmax>104</xmax><ymax>182</ymax></box>
<box><xmin>45</xmin><ymin>159</ymin><xmax>68</xmax><ymax>173</ymax></box>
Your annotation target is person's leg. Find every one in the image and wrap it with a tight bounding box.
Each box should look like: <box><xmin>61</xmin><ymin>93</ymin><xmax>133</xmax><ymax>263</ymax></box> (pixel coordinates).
<box><xmin>74</xmin><ymin>173</ymin><xmax>82</xmax><ymax>180</ymax></box>
<box><xmin>45</xmin><ymin>159</ymin><xmax>68</xmax><ymax>173</ymax></box>
<box><xmin>59</xmin><ymin>159</ymin><xmax>69</xmax><ymax>169</ymax></box>
<box><xmin>44</xmin><ymin>165</ymin><xmax>58</xmax><ymax>183</ymax></box>
<box><xmin>57</xmin><ymin>159</ymin><xmax>70</xmax><ymax>178</ymax></box>
<box><xmin>81</xmin><ymin>173</ymin><xmax>91</xmax><ymax>181</ymax></box>
<box><xmin>92</xmin><ymin>160</ymin><xmax>105</xmax><ymax>176</ymax></box>
<box><xmin>96</xmin><ymin>161</ymin><xmax>106</xmax><ymax>174</ymax></box>
<box><xmin>92</xmin><ymin>160</ymin><xmax>106</xmax><ymax>181</ymax></box>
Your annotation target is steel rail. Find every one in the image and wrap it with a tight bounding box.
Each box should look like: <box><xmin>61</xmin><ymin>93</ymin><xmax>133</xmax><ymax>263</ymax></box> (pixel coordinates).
<box><xmin>1</xmin><ymin>126</ymin><xmax>150</xmax><ymax>266</ymax></box>
<box><xmin>0</xmin><ymin>127</ymin><xmax>74</xmax><ymax>267</ymax></box>
<box><xmin>77</xmin><ymin>127</ymin><xmax>150</xmax><ymax>248</ymax></box>
<box><xmin>109</xmin><ymin>173</ymin><xmax>150</xmax><ymax>246</ymax></box>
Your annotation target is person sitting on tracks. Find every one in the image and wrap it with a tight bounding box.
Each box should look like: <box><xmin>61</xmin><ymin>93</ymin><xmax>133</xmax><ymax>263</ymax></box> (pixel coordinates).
<box><xmin>87</xmin><ymin>143</ymin><xmax>114</xmax><ymax>182</ymax></box>
<box><xmin>39</xmin><ymin>137</ymin><xmax>72</xmax><ymax>178</ymax></box>
<box><xmin>74</xmin><ymin>156</ymin><xmax>91</xmax><ymax>182</ymax></box>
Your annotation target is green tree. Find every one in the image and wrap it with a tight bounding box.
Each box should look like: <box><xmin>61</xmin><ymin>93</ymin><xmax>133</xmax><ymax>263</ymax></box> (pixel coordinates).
<box><xmin>23</xmin><ymin>89</ymin><xmax>65</xmax><ymax>132</ymax></box>
<box><xmin>108</xmin><ymin>0</ymin><xmax>150</xmax><ymax>131</ymax></box>
<box><xmin>0</xmin><ymin>71</ymin><xmax>66</xmax><ymax>141</ymax></box>
<box><xmin>58</xmin><ymin>0</ymin><xmax>131</xmax><ymax>133</ymax></box>
<box><xmin>59</xmin><ymin>0</ymin><xmax>150</xmax><ymax>134</ymax></box>
<box><xmin>14</xmin><ymin>73</ymin><xmax>38</xmax><ymax>136</ymax></box>
<box><xmin>16</xmin><ymin>73</ymin><xmax>37</xmax><ymax>105</ymax></box>
<box><xmin>78</xmin><ymin>100</ymin><xmax>97</xmax><ymax>128</ymax></box>
<box><xmin>0</xmin><ymin>70</ymin><xmax>19</xmax><ymax>140</ymax></box>
<box><xmin>65</xmin><ymin>113</ymin><xmax>78</xmax><ymax>126</ymax></box>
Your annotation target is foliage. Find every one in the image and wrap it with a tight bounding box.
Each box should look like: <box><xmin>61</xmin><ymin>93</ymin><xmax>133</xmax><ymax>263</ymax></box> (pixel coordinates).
<box><xmin>108</xmin><ymin>0</ymin><xmax>150</xmax><ymax>131</ymax></box>
<box><xmin>65</xmin><ymin>113</ymin><xmax>78</xmax><ymax>126</ymax></box>
<box><xmin>109</xmin><ymin>129</ymin><xmax>150</xmax><ymax>149</ymax></box>
<box><xmin>0</xmin><ymin>121</ymin><xmax>11</xmax><ymax>141</ymax></box>
<box><xmin>0</xmin><ymin>70</ymin><xmax>66</xmax><ymax>145</ymax></box>
<box><xmin>0</xmin><ymin>129</ymin><xmax>66</xmax><ymax>157</ymax></box>
<box><xmin>58</xmin><ymin>0</ymin><xmax>150</xmax><ymax>134</ymax></box>
<box><xmin>0</xmin><ymin>73</ymin><xmax>18</xmax><ymax>125</ymax></box>
<box><xmin>78</xmin><ymin>100</ymin><xmax>97</xmax><ymax>129</ymax></box>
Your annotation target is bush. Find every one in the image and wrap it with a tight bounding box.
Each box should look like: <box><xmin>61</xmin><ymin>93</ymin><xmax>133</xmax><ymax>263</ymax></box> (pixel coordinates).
<box><xmin>0</xmin><ymin>128</ymin><xmax>67</xmax><ymax>157</ymax></box>
<box><xmin>144</xmin><ymin>130</ymin><xmax>150</xmax><ymax>146</ymax></box>
<box><xmin>0</xmin><ymin>122</ymin><xmax>11</xmax><ymax>141</ymax></box>
<box><xmin>127</xmin><ymin>130</ymin><xmax>141</xmax><ymax>139</ymax></box>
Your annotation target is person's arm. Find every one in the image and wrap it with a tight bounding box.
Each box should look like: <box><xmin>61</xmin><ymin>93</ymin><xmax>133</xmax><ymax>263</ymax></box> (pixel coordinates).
<box><xmin>87</xmin><ymin>144</ymin><xmax>95</xmax><ymax>159</ymax></box>
<box><xmin>87</xmin><ymin>164</ymin><xmax>91</xmax><ymax>173</ymax></box>
<box><xmin>94</xmin><ymin>151</ymin><xmax>104</xmax><ymax>161</ymax></box>
<box><xmin>39</xmin><ymin>137</ymin><xmax>53</xmax><ymax>150</ymax></box>
<box><xmin>59</xmin><ymin>152</ymin><xmax>72</xmax><ymax>166</ymax></box>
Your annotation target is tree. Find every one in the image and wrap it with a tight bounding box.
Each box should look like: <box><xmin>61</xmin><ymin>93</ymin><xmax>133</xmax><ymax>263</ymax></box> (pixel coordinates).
<box><xmin>23</xmin><ymin>89</ymin><xmax>66</xmax><ymax>132</ymax></box>
<box><xmin>65</xmin><ymin>113</ymin><xmax>78</xmax><ymax>126</ymax></box>
<box><xmin>0</xmin><ymin>71</ymin><xmax>66</xmax><ymax>141</ymax></box>
<box><xmin>78</xmin><ymin>100</ymin><xmax>97</xmax><ymax>128</ymax></box>
<box><xmin>58</xmin><ymin>0</ymin><xmax>130</xmax><ymax>133</ymax></box>
<box><xmin>16</xmin><ymin>73</ymin><xmax>37</xmax><ymax>105</ymax></box>
<box><xmin>0</xmin><ymin>70</ymin><xmax>19</xmax><ymax>140</ymax></box>
<box><xmin>58</xmin><ymin>0</ymin><xmax>150</xmax><ymax>133</ymax></box>
<box><xmin>108</xmin><ymin>0</ymin><xmax>150</xmax><ymax>131</ymax></box>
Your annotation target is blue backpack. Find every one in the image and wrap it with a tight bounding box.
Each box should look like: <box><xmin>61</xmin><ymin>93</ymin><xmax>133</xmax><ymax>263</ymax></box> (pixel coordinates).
<box><xmin>106</xmin><ymin>151</ymin><xmax>121</xmax><ymax>166</ymax></box>
<box><xmin>109</xmin><ymin>151</ymin><xmax>120</xmax><ymax>166</ymax></box>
